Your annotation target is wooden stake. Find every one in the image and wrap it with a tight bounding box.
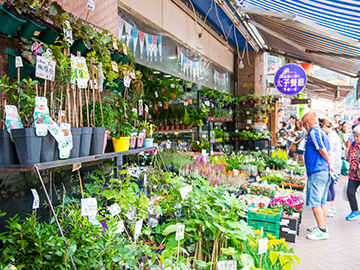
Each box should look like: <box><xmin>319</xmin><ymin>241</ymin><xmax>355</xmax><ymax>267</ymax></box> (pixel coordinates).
<box><xmin>73</xmin><ymin>89</ymin><xmax>78</xmax><ymax>127</ymax></box>
<box><xmin>2</xmin><ymin>100</ymin><xmax>6</xmax><ymax>130</ymax></box>
<box><xmin>50</xmin><ymin>81</ymin><xmax>54</xmax><ymax>119</ymax></box>
<box><xmin>85</xmin><ymin>83</ymin><xmax>90</xmax><ymax>127</ymax></box>
<box><xmin>177</xmin><ymin>239</ymin><xmax>180</xmax><ymax>262</ymax></box>
<box><xmin>35</xmin><ymin>84</ymin><xmax>39</xmax><ymax>96</ymax></box>
<box><xmin>17</xmin><ymin>67</ymin><xmax>20</xmax><ymax>83</ymax></box>
<box><xmin>259</xmin><ymin>254</ymin><xmax>263</xmax><ymax>269</ymax></box>
<box><xmin>44</xmin><ymin>79</ymin><xmax>47</xmax><ymax>97</ymax></box>
<box><xmin>79</xmin><ymin>88</ymin><xmax>83</xmax><ymax>127</ymax></box>
<box><xmin>90</xmin><ymin>57</ymin><xmax>96</xmax><ymax>127</ymax></box>
<box><xmin>59</xmin><ymin>85</ymin><xmax>64</xmax><ymax>123</ymax></box>
<box><xmin>66</xmin><ymin>83</ymin><xmax>71</xmax><ymax>127</ymax></box>
<box><xmin>77</xmin><ymin>169</ymin><xmax>84</xmax><ymax>199</ymax></box>
<box><xmin>97</xmin><ymin>86</ymin><xmax>104</xmax><ymax>127</ymax></box>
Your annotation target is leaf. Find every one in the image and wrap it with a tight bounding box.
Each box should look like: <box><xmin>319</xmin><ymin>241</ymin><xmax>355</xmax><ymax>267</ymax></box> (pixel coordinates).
<box><xmin>240</xmin><ymin>254</ymin><xmax>255</xmax><ymax>267</ymax></box>
<box><xmin>269</xmin><ymin>250</ymin><xmax>278</xmax><ymax>264</ymax></box>
<box><xmin>162</xmin><ymin>223</ymin><xmax>183</xmax><ymax>236</ymax></box>
<box><xmin>196</xmin><ymin>260</ymin><xmax>207</xmax><ymax>267</ymax></box>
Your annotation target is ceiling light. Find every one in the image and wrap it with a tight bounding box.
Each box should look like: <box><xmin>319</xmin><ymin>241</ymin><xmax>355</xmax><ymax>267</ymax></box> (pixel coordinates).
<box><xmin>196</xmin><ymin>33</ymin><xmax>203</xmax><ymax>50</ymax></box>
<box><xmin>168</xmin><ymin>56</ymin><xmax>177</xmax><ymax>59</ymax></box>
<box><xmin>239</xmin><ymin>58</ymin><xmax>244</xmax><ymax>69</ymax></box>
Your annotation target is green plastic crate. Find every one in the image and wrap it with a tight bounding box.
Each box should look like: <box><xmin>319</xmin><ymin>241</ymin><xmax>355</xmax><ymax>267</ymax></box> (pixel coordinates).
<box><xmin>247</xmin><ymin>219</ymin><xmax>280</xmax><ymax>232</ymax></box>
<box><xmin>247</xmin><ymin>208</ymin><xmax>283</xmax><ymax>223</ymax></box>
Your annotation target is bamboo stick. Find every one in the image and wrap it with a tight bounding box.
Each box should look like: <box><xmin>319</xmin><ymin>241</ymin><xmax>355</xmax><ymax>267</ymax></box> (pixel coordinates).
<box><xmin>97</xmin><ymin>85</ymin><xmax>104</xmax><ymax>127</ymax></box>
<box><xmin>2</xmin><ymin>100</ymin><xmax>6</xmax><ymax>130</ymax></box>
<box><xmin>59</xmin><ymin>85</ymin><xmax>64</xmax><ymax>123</ymax></box>
<box><xmin>85</xmin><ymin>82</ymin><xmax>90</xmax><ymax>127</ymax></box>
<box><xmin>50</xmin><ymin>81</ymin><xmax>54</xmax><ymax>119</ymax></box>
<box><xmin>90</xmin><ymin>57</ymin><xmax>96</xmax><ymax>127</ymax></box>
<box><xmin>44</xmin><ymin>79</ymin><xmax>47</xmax><ymax>97</ymax></box>
<box><xmin>73</xmin><ymin>88</ymin><xmax>78</xmax><ymax>127</ymax></box>
<box><xmin>35</xmin><ymin>84</ymin><xmax>39</xmax><ymax>96</ymax></box>
<box><xmin>79</xmin><ymin>87</ymin><xmax>83</xmax><ymax>127</ymax></box>
<box><xmin>77</xmin><ymin>169</ymin><xmax>84</xmax><ymax>199</ymax></box>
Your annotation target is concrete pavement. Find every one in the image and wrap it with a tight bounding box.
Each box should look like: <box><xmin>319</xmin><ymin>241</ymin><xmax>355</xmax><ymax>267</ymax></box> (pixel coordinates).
<box><xmin>289</xmin><ymin>176</ymin><xmax>360</xmax><ymax>270</ymax></box>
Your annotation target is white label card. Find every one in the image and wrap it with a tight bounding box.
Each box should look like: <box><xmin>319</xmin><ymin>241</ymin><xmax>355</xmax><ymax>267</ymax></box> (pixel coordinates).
<box><xmin>81</xmin><ymin>198</ymin><xmax>97</xmax><ymax>216</ymax></box>
<box><xmin>241</xmin><ymin>266</ymin><xmax>250</xmax><ymax>270</ymax></box>
<box><xmin>15</xmin><ymin>56</ymin><xmax>23</xmax><ymax>68</ymax></box>
<box><xmin>258</xmin><ymin>237</ymin><xmax>268</xmax><ymax>254</ymax></box>
<box><xmin>204</xmin><ymin>100</ymin><xmax>210</xmax><ymax>106</ymax></box>
<box><xmin>123</xmin><ymin>76</ymin><xmax>131</xmax><ymax>87</ymax></box>
<box><xmin>179</xmin><ymin>185</ymin><xmax>192</xmax><ymax>199</ymax></box>
<box><xmin>155</xmin><ymin>91</ymin><xmax>158</xmax><ymax>98</ymax></box>
<box><xmin>134</xmin><ymin>219</ymin><xmax>143</xmax><ymax>239</ymax></box>
<box><xmin>235</xmin><ymin>130</ymin><xmax>239</xmax><ymax>133</ymax></box>
<box><xmin>108</xmin><ymin>203</ymin><xmax>121</xmax><ymax>217</ymax></box>
<box><xmin>280</xmin><ymin>219</ymin><xmax>290</xmax><ymax>226</ymax></box>
<box><xmin>184</xmin><ymin>102</ymin><xmax>188</xmax><ymax>106</ymax></box>
<box><xmin>86</xmin><ymin>0</ymin><xmax>95</xmax><ymax>11</ymax></box>
<box><xmin>111</xmin><ymin>61</ymin><xmax>119</xmax><ymax>72</ymax></box>
<box><xmin>171</xmin><ymin>83</ymin><xmax>175</xmax><ymax>88</ymax></box>
<box><xmin>176</xmin><ymin>224</ymin><xmax>185</xmax><ymax>240</ymax></box>
<box><xmin>115</xmin><ymin>220</ymin><xmax>124</xmax><ymax>234</ymax></box>
<box><xmin>31</xmin><ymin>189</ymin><xmax>39</xmax><ymax>209</ymax></box>
<box><xmin>217</xmin><ymin>261</ymin><xmax>237</xmax><ymax>270</ymax></box>
<box><xmin>35</xmin><ymin>56</ymin><xmax>56</xmax><ymax>81</ymax></box>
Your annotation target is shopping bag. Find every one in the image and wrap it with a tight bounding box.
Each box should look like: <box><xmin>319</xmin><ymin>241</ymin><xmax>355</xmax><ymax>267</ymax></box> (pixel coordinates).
<box><xmin>341</xmin><ymin>160</ymin><xmax>349</xmax><ymax>176</ymax></box>
<box><xmin>342</xmin><ymin>179</ymin><xmax>349</xmax><ymax>201</ymax></box>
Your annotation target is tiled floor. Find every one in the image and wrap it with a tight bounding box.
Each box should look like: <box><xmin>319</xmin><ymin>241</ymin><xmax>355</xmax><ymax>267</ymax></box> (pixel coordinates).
<box><xmin>289</xmin><ymin>176</ymin><xmax>360</xmax><ymax>270</ymax></box>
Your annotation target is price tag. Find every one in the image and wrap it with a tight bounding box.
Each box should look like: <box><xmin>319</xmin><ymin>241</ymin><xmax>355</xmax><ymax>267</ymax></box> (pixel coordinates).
<box><xmin>217</xmin><ymin>261</ymin><xmax>237</xmax><ymax>270</ymax></box>
<box><xmin>81</xmin><ymin>198</ymin><xmax>97</xmax><ymax>216</ymax></box>
<box><xmin>240</xmin><ymin>146</ymin><xmax>244</xmax><ymax>149</ymax></box>
<box><xmin>115</xmin><ymin>220</ymin><xmax>124</xmax><ymax>233</ymax></box>
<box><xmin>179</xmin><ymin>185</ymin><xmax>192</xmax><ymax>199</ymax></box>
<box><xmin>204</xmin><ymin>100</ymin><xmax>210</xmax><ymax>106</ymax></box>
<box><xmin>155</xmin><ymin>91</ymin><xmax>158</xmax><ymax>97</ymax></box>
<box><xmin>292</xmin><ymin>213</ymin><xmax>300</xmax><ymax>218</ymax></box>
<box><xmin>111</xmin><ymin>61</ymin><xmax>119</xmax><ymax>72</ymax></box>
<box><xmin>144</xmin><ymin>105</ymin><xmax>149</xmax><ymax>113</ymax></box>
<box><xmin>246</xmin><ymin>111</ymin><xmax>250</xmax><ymax>115</ymax></box>
<box><xmin>123</xmin><ymin>76</ymin><xmax>131</xmax><ymax>87</ymax></box>
<box><xmin>134</xmin><ymin>219</ymin><xmax>143</xmax><ymax>239</ymax></box>
<box><xmin>258</xmin><ymin>237</ymin><xmax>268</xmax><ymax>254</ymax></box>
<box><xmin>122</xmin><ymin>44</ymin><xmax>127</xmax><ymax>55</ymax></box>
<box><xmin>108</xmin><ymin>203</ymin><xmax>121</xmax><ymax>217</ymax></box>
<box><xmin>171</xmin><ymin>83</ymin><xmax>175</xmax><ymax>88</ymax></box>
<box><xmin>201</xmin><ymin>149</ymin><xmax>207</xmax><ymax>156</ymax></box>
<box><xmin>15</xmin><ymin>56</ymin><xmax>23</xmax><ymax>68</ymax></box>
<box><xmin>31</xmin><ymin>189</ymin><xmax>39</xmax><ymax>209</ymax></box>
<box><xmin>86</xmin><ymin>0</ymin><xmax>95</xmax><ymax>11</ymax></box>
<box><xmin>235</xmin><ymin>130</ymin><xmax>239</xmax><ymax>133</ymax></box>
<box><xmin>175</xmin><ymin>224</ymin><xmax>185</xmax><ymax>240</ymax></box>
<box><xmin>255</xmin><ymin>147</ymin><xmax>259</xmax><ymax>150</ymax></box>
<box><xmin>280</xmin><ymin>219</ymin><xmax>290</xmax><ymax>226</ymax></box>
<box><xmin>72</xmin><ymin>162</ymin><xmax>82</xmax><ymax>172</ymax></box>
<box><xmin>184</xmin><ymin>102</ymin><xmax>188</xmax><ymax>106</ymax></box>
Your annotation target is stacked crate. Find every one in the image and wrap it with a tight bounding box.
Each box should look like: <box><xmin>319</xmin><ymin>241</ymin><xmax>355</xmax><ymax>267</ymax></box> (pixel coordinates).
<box><xmin>247</xmin><ymin>208</ymin><xmax>283</xmax><ymax>239</ymax></box>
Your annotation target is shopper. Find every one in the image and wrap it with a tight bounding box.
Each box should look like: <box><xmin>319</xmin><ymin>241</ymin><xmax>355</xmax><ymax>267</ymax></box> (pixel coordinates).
<box><xmin>302</xmin><ymin>112</ymin><xmax>332</xmax><ymax>240</ymax></box>
<box><xmin>333</xmin><ymin>114</ymin><xmax>341</xmax><ymax>132</ymax></box>
<box><xmin>345</xmin><ymin>125</ymin><xmax>360</xmax><ymax>220</ymax></box>
<box><xmin>287</xmin><ymin>115</ymin><xmax>297</xmax><ymax>130</ymax></box>
<box><xmin>292</xmin><ymin>120</ymin><xmax>306</xmax><ymax>164</ymax></box>
<box><xmin>277</xmin><ymin>109</ymin><xmax>284</xmax><ymax>131</ymax></box>
<box><xmin>319</xmin><ymin>119</ymin><xmax>342</xmax><ymax>218</ymax></box>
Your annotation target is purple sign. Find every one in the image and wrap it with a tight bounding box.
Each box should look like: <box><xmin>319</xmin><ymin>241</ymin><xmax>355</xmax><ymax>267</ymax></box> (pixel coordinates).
<box><xmin>274</xmin><ymin>64</ymin><xmax>307</xmax><ymax>95</ymax></box>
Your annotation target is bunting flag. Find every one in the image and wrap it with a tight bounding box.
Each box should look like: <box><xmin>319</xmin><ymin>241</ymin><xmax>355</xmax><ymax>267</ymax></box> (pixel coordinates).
<box><xmin>157</xmin><ymin>36</ymin><xmax>162</xmax><ymax>61</ymax></box>
<box><xmin>124</xmin><ymin>22</ymin><xmax>132</xmax><ymax>47</ymax></box>
<box><xmin>152</xmin><ymin>35</ymin><xmax>157</xmax><ymax>61</ymax></box>
<box><xmin>192</xmin><ymin>61</ymin><xmax>196</xmax><ymax>80</ymax></box>
<box><xmin>132</xmin><ymin>28</ymin><xmax>139</xmax><ymax>53</ymax></box>
<box><xmin>183</xmin><ymin>55</ymin><xmax>187</xmax><ymax>75</ymax></box>
<box><xmin>145</xmin><ymin>33</ymin><xmax>149</xmax><ymax>60</ymax></box>
<box><xmin>148</xmin><ymin>34</ymin><xmax>153</xmax><ymax>61</ymax></box>
<box><xmin>177</xmin><ymin>46</ymin><xmax>181</xmax><ymax>63</ymax></box>
<box><xmin>139</xmin><ymin>30</ymin><xmax>145</xmax><ymax>59</ymax></box>
<box><xmin>118</xmin><ymin>16</ymin><xmax>125</xmax><ymax>39</ymax></box>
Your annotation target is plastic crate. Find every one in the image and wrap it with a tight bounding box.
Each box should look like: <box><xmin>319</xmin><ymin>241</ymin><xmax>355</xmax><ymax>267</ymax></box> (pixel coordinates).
<box><xmin>247</xmin><ymin>219</ymin><xmax>280</xmax><ymax>232</ymax></box>
<box><xmin>247</xmin><ymin>208</ymin><xmax>283</xmax><ymax>223</ymax></box>
<box><xmin>263</xmin><ymin>229</ymin><xmax>280</xmax><ymax>240</ymax></box>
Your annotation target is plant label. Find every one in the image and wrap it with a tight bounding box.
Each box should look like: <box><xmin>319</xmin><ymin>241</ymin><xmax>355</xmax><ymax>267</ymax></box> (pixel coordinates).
<box><xmin>88</xmin><ymin>213</ymin><xmax>100</xmax><ymax>225</ymax></box>
<box><xmin>111</xmin><ymin>61</ymin><xmax>119</xmax><ymax>72</ymax></box>
<box><xmin>184</xmin><ymin>102</ymin><xmax>188</xmax><ymax>106</ymax></box>
<box><xmin>71</xmin><ymin>162</ymin><xmax>82</xmax><ymax>172</ymax></box>
<box><xmin>81</xmin><ymin>198</ymin><xmax>97</xmax><ymax>216</ymax></box>
<box><xmin>86</xmin><ymin>0</ymin><xmax>95</xmax><ymax>11</ymax></box>
<box><xmin>235</xmin><ymin>130</ymin><xmax>239</xmax><ymax>133</ymax></box>
<box><xmin>31</xmin><ymin>189</ymin><xmax>40</xmax><ymax>209</ymax></box>
<box><xmin>138</xmin><ymin>100</ymin><xmax>143</xmax><ymax>116</ymax></box>
<box><xmin>176</xmin><ymin>224</ymin><xmax>185</xmax><ymax>240</ymax></box>
<box><xmin>134</xmin><ymin>219</ymin><xmax>143</xmax><ymax>239</ymax></box>
<box><xmin>255</xmin><ymin>147</ymin><xmax>259</xmax><ymax>150</ymax></box>
<box><xmin>4</xmin><ymin>105</ymin><xmax>23</xmax><ymax>132</ymax></box>
<box><xmin>179</xmin><ymin>185</ymin><xmax>192</xmax><ymax>199</ymax></box>
<box><xmin>34</xmin><ymin>97</ymin><xmax>51</xmax><ymax>136</ymax></box>
<box><xmin>71</xmin><ymin>56</ymin><xmax>89</xmax><ymax>88</ymax></box>
<box><xmin>256</xmin><ymin>176</ymin><xmax>260</xmax><ymax>182</ymax></box>
<box><xmin>234</xmin><ymin>169</ymin><xmax>239</xmax><ymax>176</ymax></box>
<box><xmin>171</xmin><ymin>83</ymin><xmax>175</xmax><ymax>88</ymax></box>
<box><xmin>125</xmin><ymin>205</ymin><xmax>136</xmax><ymax>220</ymax></box>
<box><xmin>280</xmin><ymin>219</ymin><xmax>290</xmax><ymax>226</ymax></box>
<box><xmin>36</xmin><ymin>55</ymin><xmax>56</xmax><ymax>81</ymax></box>
<box><xmin>15</xmin><ymin>56</ymin><xmax>23</xmax><ymax>68</ymax></box>
<box><xmin>137</xmin><ymin>129</ymin><xmax>145</xmax><ymax>148</ymax></box>
<box><xmin>108</xmin><ymin>203</ymin><xmax>121</xmax><ymax>217</ymax></box>
<box><xmin>154</xmin><ymin>91</ymin><xmax>159</xmax><ymax>98</ymax></box>
<box><xmin>204</xmin><ymin>100</ymin><xmax>210</xmax><ymax>106</ymax></box>
<box><xmin>217</xmin><ymin>260</ymin><xmax>237</xmax><ymax>270</ymax></box>
<box><xmin>123</xmin><ymin>76</ymin><xmax>131</xmax><ymax>87</ymax></box>
<box><xmin>132</xmin><ymin>108</ymin><xmax>137</xmax><ymax>113</ymax></box>
<box><xmin>122</xmin><ymin>44</ymin><xmax>128</xmax><ymax>55</ymax></box>
<box><xmin>241</xmin><ymin>266</ymin><xmax>250</xmax><ymax>270</ymax></box>
<box><xmin>240</xmin><ymin>146</ymin><xmax>244</xmax><ymax>149</ymax></box>
<box><xmin>145</xmin><ymin>105</ymin><xmax>149</xmax><ymax>113</ymax></box>
<box><xmin>246</xmin><ymin>111</ymin><xmax>250</xmax><ymax>115</ymax></box>
<box><xmin>63</xmin><ymin>20</ymin><xmax>73</xmax><ymax>45</ymax></box>
<box><xmin>52</xmin><ymin>122</ymin><xmax>72</xmax><ymax>159</ymax></box>
<box><xmin>89</xmin><ymin>79</ymin><xmax>98</xmax><ymax>90</ymax></box>
<box><xmin>115</xmin><ymin>220</ymin><xmax>125</xmax><ymax>233</ymax></box>
<box><xmin>258</xmin><ymin>237</ymin><xmax>268</xmax><ymax>255</ymax></box>
<box><xmin>201</xmin><ymin>149</ymin><xmax>207</xmax><ymax>156</ymax></box>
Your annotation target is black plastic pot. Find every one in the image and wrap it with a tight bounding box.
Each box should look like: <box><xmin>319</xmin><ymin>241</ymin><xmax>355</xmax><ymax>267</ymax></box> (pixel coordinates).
<box><xmin>70</xmin><ymin>127</ymin><xmax>82</xmax><ymax>158</ymax></box>
<box><xmin>41</xmin><ymin>133</ymin><xmax>56</xmax><ymax>162</ymax></box>
<box><xmin>0</xmin><ymin>129</ymin><xmax>18</xmax><ymax>165</ymax></box>
<box><xmin>12</xmin><ymin>128</ymin><xmax>42</xmax><ymax>165</ymax></box>
<box><xmin>79</xmin><ymin>127</ymin><xmax>93</xmax><ymax>157</ymax></box>
<box><xmin>90</xmin><ymin>127</ymin><xmax>105</xmax><ymax>155</ymax></box>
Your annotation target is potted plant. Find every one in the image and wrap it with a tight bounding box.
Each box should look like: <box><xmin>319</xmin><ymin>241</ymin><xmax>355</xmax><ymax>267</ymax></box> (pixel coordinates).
<box><xmin>138</xmin><ymin>120</ymin><xmax>155</xmax><ymax>148</ymax></box>
<box><xmin>246</xmin><ymin>115</ymin><xmax>253</xmax><ymax>125</ymax></box>
<box><xmin>110</xmin><ymin>92</ymin><xmax>134</xmax><ymax>152</ymax></box>
<box><xmin>0</xmin><ymin>1</ymin><xmax>27</xmax><ymax>37</ymax></box>
<box><xmin>3</xmin><ymin>78</ymin><xmax>42</xmax><ymax>165</ymax></box>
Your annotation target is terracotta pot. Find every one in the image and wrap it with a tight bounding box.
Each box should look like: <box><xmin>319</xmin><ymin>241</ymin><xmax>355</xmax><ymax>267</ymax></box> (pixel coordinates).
<box><xmin>181</xmin><ymin>124</ymin><xmax>186</xmax><ymax>129</ymax></box>
<box><xmin>163</xmin><ymin>102</ymin><xmax>169</xmax><ymax>109</ymax></box>
<box><xmin>241</xmin><ymin>101</ymin><xmax>246</xmax><ymax>105</ymax></box>
<box><xmin>256</xmin><ymin>117</ymin><xmax>261</xmax><ymax>123</ymax></box>
<box><xmin>186</xmin><ymin>125</ymin><xmax>191</xmax><ymax>129</ymax></box>
<box><xmin>235</xmin><ymin>137</ymin><xmax>239</xmax><ymax>140</ymax></box>
<box><xmin>175</xmin><ymin>125</ymin><xmax>181</xmax><ymax>130</ymax></box>
<box><xmin>172</xmin><ymin>93</ymin><xmax>177</xmax><ymax>100</ymax></box>
<box><xmin>160</xmin><ymin>126</ymin><xmax>164</xmax><ymax>130</ymax></box>
<box><xmin>249</xmin><ymin>99</ymin><xmax>254</xmax><ymax>104</ymax></box>
<box><xmin>137</xmin><ymin>82</ymin><xmax>141</xmax><ymax>89</ymax></box>
<box><xmin>219</xmin><ymin>118</ymin><xmax>225</xmax><ymax>121</ymax></box>
<box><xmin>165</xmin><ymin>126</ymin><xmax>170</xmax><ymax>130</ymax></box>
<box><xmin>170</xmin><ymin>126</ymin><xmax>175</xmax><ymax>130</ymax></box>
<box><xmin>155</xmin><ymin>126</ymin><xmax>159</xmax><ymax>130</ymax></box>
<box><xmin>255</xmin><ymin>99</ymin><xmax>260</xmax><ymax>104</ymax></box>
<box><xmin>242</xmin><ymin>114</ymin><xmax>246</xmax><ymax>118</ymax></box>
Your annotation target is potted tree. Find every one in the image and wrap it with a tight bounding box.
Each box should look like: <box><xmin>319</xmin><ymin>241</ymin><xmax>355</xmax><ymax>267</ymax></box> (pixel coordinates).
<box><xmin>138</xmin><ymin>120</ymin><xmax>155</xmax><ymax>148</ymax></box>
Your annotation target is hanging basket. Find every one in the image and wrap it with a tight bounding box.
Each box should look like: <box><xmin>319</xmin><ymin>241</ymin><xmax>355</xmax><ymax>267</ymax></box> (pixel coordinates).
<box><xmin>18</xmin><ymin>16</ymin><xmax>46</xmax><ymax>40</ymax></box>
<box><xmin>0</xmin><ymin>5</ymin><xmax>26</xmax><ymax>37</ymax></box>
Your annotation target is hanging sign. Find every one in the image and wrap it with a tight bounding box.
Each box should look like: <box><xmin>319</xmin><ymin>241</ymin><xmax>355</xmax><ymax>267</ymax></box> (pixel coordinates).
<box><xmin>152</xmin><ymin>35</ymin><xmax>157</xmax><ymax>61</ymax></box>
<box><xmin>124</xmin><ymin>22</ymin><xmax>132</xmax><ymax>47</ymax></box>
<box><xmin>35</xmin><ymin>56</ymin><xmax>56</xmax><ymax>81</ymax></box>
<box><xmin>157</xmin><ymin>35</ymin><xmax>162</xmax><ymax>61</ymax></box>
<box><xmin>274</xmin><ymin>64</ymin><xmax>307</xmax><ymax>95</ymax></box>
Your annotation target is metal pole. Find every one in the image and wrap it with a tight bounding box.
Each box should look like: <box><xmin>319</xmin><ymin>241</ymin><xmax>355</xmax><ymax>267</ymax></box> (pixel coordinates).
<box><xmin>34</xmin><ymin>166</ymin><xmax>77</xmax><ymax>270</ymax></box>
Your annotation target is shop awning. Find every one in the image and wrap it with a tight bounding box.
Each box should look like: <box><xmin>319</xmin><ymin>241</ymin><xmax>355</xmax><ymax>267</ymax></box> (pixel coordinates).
<box><xmin>233</xmin><ymin>0</ymin><xmax>360</xmax><ymax>77</ymax></box>
<box><xmin>269</xmin><ymin>75</ymin><xmax>354</xmax><ymax>101</ymax></box>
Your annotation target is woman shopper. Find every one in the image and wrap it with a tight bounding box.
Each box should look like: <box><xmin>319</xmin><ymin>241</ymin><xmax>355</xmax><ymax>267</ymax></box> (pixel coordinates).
<box><xmin>292</xmin><ymin>120</ymin><xmax>306</xmax><ymax>164</ymax></box>
<box><xmin>319</xmin><ymin>119</ymin><xmax>342</xmax><ymax>217</ymax></box>
<box><xmin>345</xmin><ymin>125</ymin><xmax>360</xmax><ymax>220</ymax></box>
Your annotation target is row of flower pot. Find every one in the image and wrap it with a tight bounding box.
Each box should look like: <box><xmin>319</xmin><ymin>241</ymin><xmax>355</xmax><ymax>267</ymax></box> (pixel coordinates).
<box><xmin>155</xmin><ymin>124</ymin><xmax>192</xmax><ymax>131</ymax></box>
<box><xmin>207</xmin><ymin>117</ymin><xmax>233</xmax><ymax>122</ymax></box>
<box><xmin>0</xmin><ymin>127</ymin><xmax>106</xmax><ymax>165</ymax></box>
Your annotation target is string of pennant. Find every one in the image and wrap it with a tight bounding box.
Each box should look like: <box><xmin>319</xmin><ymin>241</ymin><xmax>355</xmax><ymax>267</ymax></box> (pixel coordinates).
<box><xmin>213</xmin><ymin>69</ymin><xmax>229</xmax><ymax>89</ymax></box>
<box><xmin>176</xmin><ymin>46</ymin><xmax>206</xmax><ymax>81</ymax></box>
<box><xmin>118</xmin><ymin>16</ymin><xmax>163</xmax><ymax>62</ymax></box>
